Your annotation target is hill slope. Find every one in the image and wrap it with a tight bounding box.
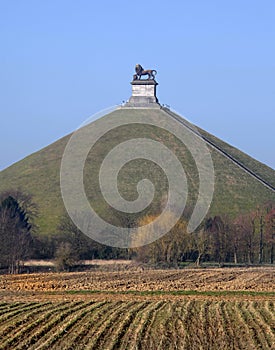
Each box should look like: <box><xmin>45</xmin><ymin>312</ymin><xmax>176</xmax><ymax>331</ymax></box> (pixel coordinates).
<box><xmin>0</xmin><ymin>108</ymin><xmax>274</xmax><ymax>235</ymax></box>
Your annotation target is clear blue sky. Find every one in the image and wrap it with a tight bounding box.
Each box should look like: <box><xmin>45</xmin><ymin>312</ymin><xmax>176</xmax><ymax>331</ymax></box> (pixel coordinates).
<box><xmin>1</xmin><ymin>0</ymin><xmax>274</xmax><ymax>170</ymax></box>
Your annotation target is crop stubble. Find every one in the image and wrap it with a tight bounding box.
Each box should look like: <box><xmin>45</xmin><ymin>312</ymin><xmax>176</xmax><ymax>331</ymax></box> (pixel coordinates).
<box><xmin>0</xmin><ymin>267</ymin><xmax>274</xmax><ymax>349</ymax></box>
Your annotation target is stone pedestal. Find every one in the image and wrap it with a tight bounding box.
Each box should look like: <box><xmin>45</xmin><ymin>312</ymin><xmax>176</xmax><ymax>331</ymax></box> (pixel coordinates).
<box><xmin>124</xmin><ymin>80</ymin><xmax>160</xmax><ymax>108</ymax></box>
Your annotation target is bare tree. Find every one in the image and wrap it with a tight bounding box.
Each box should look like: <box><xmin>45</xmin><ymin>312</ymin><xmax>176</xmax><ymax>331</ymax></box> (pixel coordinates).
<box><xmin>205</xmin><ymin>216</ymin><xmax>230</xmax><ymax>265</ymax></box>
<box><xmin>133</xmin><ymin>212</ymin><xmax>188</xmax><ymax>266</ymax></box>
<box><xmin>234</xmin><ymin>213</ymin><xmax>259</xmax><ymax>264</ymax></box>
<box><xmin>264</xmin><ymin>205</ymin><xmax>275</xmax><ymax>263</ymax></box>
<box><xmin>0</xmin><ymin>195</ymin><xmax>32</xmax><ymax>273</ymax></box>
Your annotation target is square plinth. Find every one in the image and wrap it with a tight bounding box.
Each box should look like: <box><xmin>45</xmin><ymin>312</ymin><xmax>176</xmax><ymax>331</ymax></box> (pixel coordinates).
<box><xmin>124</xmin><ymin>80</ymin><xmax>160</xmax><ymax>108</ymax></box>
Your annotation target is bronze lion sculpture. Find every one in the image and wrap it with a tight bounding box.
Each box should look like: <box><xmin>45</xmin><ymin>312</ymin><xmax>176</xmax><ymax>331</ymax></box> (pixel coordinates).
<box><xmin>133</xmin><ymin>64</ymin><xmax>157</xmax><ymax>80</ymax></box>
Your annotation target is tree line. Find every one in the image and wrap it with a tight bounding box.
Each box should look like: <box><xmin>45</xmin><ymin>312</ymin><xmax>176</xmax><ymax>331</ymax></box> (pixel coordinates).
<box><xmin>0</xmin><ymin>190</ymin><xmax>274</xmax><ymax>273</ymax></box>
<box><xmin>0</xmin><ymin>190</ymin><xmax>127</xmax><ymax>272</ymax></box>
<box><xmin>133</xmin><ymin>202</ymin><xmax>275</xmax><ymax>267</ymax></box>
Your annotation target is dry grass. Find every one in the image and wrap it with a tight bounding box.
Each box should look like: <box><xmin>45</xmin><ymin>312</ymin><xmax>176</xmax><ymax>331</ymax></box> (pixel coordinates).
<box><xmin>23</xmin><ymin>259</ymin><xmax>132</xmax><ymax>267</ymax></box>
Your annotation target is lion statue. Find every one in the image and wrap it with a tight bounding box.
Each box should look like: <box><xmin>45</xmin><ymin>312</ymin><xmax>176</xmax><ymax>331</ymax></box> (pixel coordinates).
<box><xmin>133</xmin><ymin>64</ymin><xmax>157</xmax><ymax>80</ymax></box>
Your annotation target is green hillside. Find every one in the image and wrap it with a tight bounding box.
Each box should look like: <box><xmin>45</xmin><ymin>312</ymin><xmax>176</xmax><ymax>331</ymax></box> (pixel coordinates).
<box><xmin>0</xmin><ymin>108</ymin><xmax>274</xmax><ymax>235</ymax></box>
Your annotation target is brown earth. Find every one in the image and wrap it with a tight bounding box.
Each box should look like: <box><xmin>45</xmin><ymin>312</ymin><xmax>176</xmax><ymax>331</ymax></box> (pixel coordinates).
<box><xmin>1</xmin><ymin>267</ymin><xmax>274</xmax><ymax>292</ymax></box>
<box><xmin>0</xmin><ymin>268</ymin><xmax>274</xmax><ymax>349</ymax></box>
<box><xmin>0</xmin><ymin>267</ymin><xmax>274</xmax><ymax>303</ymax></box>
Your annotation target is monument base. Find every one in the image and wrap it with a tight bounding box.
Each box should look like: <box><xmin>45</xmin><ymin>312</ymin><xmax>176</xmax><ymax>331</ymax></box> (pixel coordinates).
<box><xmin>124</xmin><ymin>79</ymin><xmax>160</xmax><ymax>108</ymax></box>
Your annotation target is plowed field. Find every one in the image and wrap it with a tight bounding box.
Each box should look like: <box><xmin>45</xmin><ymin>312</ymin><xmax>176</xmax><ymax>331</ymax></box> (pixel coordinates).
<box><xmin>0</xmin><ymin>268</ymin><xmax>274</xmax><ymax>349</ymax></box>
